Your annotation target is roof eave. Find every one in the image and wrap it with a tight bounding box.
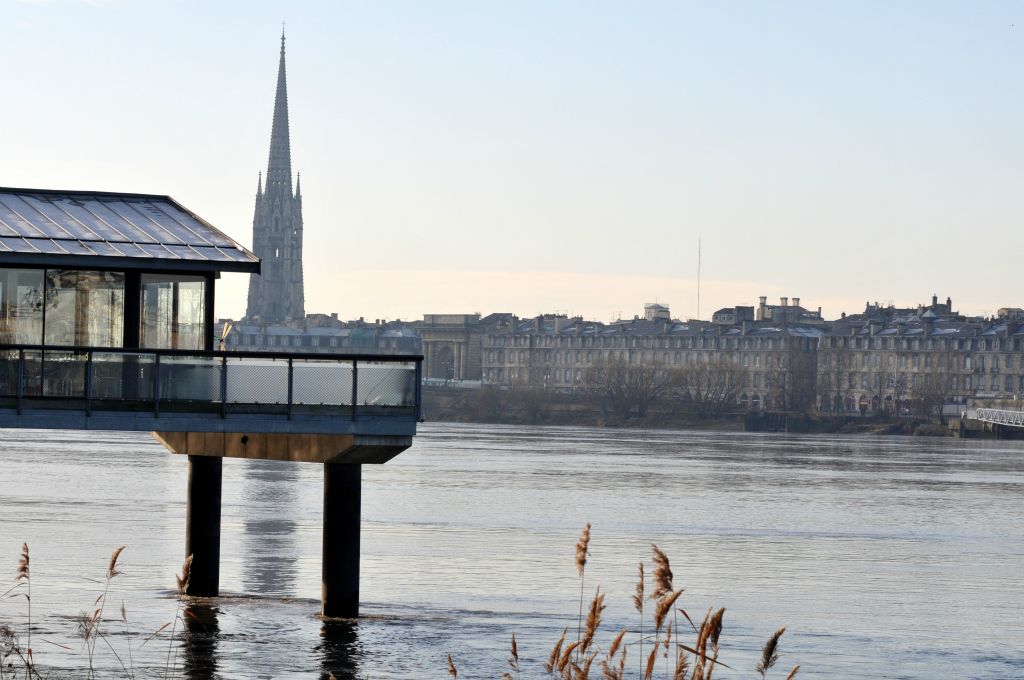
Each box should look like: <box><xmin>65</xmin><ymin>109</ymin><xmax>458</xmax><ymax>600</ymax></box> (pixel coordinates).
<box><xmin>0</xmin><ymin>252</ymin><xmax>261</xmax><ymax>274</ymax></box>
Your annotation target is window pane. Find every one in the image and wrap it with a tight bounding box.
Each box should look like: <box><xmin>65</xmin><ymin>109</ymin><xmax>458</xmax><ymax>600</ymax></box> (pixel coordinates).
<box><xmin>0</xmin><ymin>268</ymin><xmax>44</xmax><ymax>344</ymax></box>
<box><xmin>44</xmin><ymin>270</ymin><xmax>124</xmax><ymax>347</ymax></box>
<box><xmin>140</xmin><ymin>274</ymin><xmax>206</xmax><ymax>350</ymax></box>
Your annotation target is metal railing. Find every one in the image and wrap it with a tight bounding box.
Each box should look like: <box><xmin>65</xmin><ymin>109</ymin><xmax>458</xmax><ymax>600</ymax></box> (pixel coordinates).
<box><xmin>974</xmin><ymin>408</ymin><xmax>1024</xmax><ymax>428</ymax></box>
<box><xmin>0</xmin><ymin>344</ymin><xmax>423</xmax><ymax>421</ymax></box>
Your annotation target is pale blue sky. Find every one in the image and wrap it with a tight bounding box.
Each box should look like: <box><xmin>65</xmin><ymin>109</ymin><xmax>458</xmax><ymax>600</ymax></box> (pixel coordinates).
<box><xmin>2</xmin><ymin>1</ymin><xmax>1022</xmax><ymax>321</ymax></box>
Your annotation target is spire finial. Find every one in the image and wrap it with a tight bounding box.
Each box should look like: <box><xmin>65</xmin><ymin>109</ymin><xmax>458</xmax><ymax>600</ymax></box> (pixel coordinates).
<box><xmin>281</xmin><ymin>21</ymin><xmax>286</xmax><ymax>51</ymax></box>
<box><xmin>295</xmin><ymin>171</ymin><xmax>301</xmax><ymax>197</ymax></box>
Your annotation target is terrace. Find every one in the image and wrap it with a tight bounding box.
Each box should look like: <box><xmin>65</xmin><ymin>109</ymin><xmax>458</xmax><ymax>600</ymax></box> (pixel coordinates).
<box><xmin>0</xmin><ymin>187</ymin><xmax>422</xmax><ymax>616</ymax></box>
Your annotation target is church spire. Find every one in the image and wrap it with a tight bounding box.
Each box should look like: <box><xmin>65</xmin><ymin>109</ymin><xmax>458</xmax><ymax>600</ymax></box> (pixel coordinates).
<box><xmin>266</xmin><ymin>27</ymin><xmax>292</xmax><ymax>193</ymax></box>
<box><xmin>246</xmin><ymin>29</ymin><xmax>305</xmax><ymax>325</ymax></box>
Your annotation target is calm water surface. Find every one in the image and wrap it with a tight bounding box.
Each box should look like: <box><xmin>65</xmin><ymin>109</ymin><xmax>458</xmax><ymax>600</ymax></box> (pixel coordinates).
<box><xmin>0</xmin><ymin>424</ymin><xmax>1022</xmax><ymax>679</ymax></box>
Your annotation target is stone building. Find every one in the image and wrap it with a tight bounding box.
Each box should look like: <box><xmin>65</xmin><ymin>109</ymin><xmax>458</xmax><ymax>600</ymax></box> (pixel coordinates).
<box><xmin>418</xmin><ymin>313</ymin><xmax>516</xmax><ymax>381</ymax></box>
<box><xmin>221</xmin><ymin>33</ymin><xmax>419</xmax><ymax>357</ymax></box>
<box><xmin>474</xmin><ymin>296</ymin><xmax>1024</xmax><ymax>415</ymax></box>
<box><xmin>245</xmin><ymin>31</ymin><xmax>305</xmax><ymax>324</ymax></box>
<box><xmin>478</xmin><ymin>306</ymin><xmax>821</xmax><ymax>410</ymax></box>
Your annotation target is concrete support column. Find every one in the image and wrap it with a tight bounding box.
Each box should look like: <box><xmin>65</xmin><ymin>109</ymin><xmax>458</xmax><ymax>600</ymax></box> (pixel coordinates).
<box><xmin>185</xmin><ymin>455</ymin><xmax>222</xmax><ymax>596</ymax></box>
<box><xmin>322</xmin><ymin>463</ymin><xmax>361</xmax><ymax>618</ymax></box>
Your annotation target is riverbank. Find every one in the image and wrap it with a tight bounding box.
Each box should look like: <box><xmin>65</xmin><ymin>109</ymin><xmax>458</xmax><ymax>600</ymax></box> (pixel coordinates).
<box><xmin>421</xmin><ymin>386</ymin><xmax>954</xmax><ymax>436</ymax></box>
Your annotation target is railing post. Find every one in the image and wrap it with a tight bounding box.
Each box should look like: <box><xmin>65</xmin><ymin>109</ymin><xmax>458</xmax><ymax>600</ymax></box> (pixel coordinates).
<box><xmin>85</xmin><ymin>351</ymin><xmax>93</xmax><ymax>416</ymax></box>
<box><xmin>287</xmin><ymin>358</ymin><xmax>294</xmax><ymax>420</ymax></box>
<box><xmin>219</xmin><ymin>355</ymin><xmax>227</xmax><ymax>419</ymax></box>
<box><xmin>414</xmin><ymin>359</ymin><xmax>423</xmax><ymax>421</ymax></box>
<box><xmin>351</xmin><ymin>360</ymin><xmax>358</xmax><ymax>422</ymax></box>
<box><xmin>154</xmin><ymin>353</ymin><xmax>161</xmax><ymax>418</ymax></box>
<box><xmin>16</xmin><ymin>349</ymin><xmax>24</xmax><ymax>415</ymax></box>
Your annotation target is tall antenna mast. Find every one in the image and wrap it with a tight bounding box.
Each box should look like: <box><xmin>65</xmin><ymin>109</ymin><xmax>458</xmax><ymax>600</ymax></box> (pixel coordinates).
<box><xmin>697</xmin><ymin>238</ymin><xmax>702</xmax><ymax>320</ymax></box>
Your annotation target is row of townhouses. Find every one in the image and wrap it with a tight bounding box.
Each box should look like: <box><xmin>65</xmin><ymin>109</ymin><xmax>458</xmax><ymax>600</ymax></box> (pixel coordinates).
<box><xmin>220</xmin><ymin>294</ymin><xmax>1024</xmax><ymax>414</ymax></box>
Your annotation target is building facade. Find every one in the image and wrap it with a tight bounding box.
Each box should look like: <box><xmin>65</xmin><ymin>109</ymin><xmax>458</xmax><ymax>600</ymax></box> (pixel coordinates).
<box><xmin>245</xmin><ymin>31</ymin><xmax>305</xmax><ymax>324</ymax></box>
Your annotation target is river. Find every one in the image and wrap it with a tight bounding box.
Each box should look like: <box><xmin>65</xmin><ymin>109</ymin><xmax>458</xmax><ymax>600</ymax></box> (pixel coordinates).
<box><xmin>0</xmin><ymin>424</ymin><xmax>1021</xmax><ymax>678</ymax></box>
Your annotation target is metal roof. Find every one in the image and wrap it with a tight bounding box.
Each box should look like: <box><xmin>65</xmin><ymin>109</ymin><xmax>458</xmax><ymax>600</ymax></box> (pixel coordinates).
<box><xmin>0</xmin><ymin>187</ymin><xmax>260</xmax><ymax>273</ymax></box>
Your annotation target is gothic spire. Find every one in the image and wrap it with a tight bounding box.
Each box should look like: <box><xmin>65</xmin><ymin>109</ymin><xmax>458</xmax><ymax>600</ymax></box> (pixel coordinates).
<box><xmin>266</xmin><ymin>27</ymin><xmax>292</xmax><ymax>194</ymax></box>
<box><xmin>256</xmin><ymin>170</ymin><xmax>263</xmax><ymax>196</ymax></box>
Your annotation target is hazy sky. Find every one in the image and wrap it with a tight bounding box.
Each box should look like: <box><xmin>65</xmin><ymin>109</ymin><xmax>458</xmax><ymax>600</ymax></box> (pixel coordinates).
<box><xmin>3</xmin><ymin>1</ymin><xmax>1022</xmax><ymax>322</ymax></box>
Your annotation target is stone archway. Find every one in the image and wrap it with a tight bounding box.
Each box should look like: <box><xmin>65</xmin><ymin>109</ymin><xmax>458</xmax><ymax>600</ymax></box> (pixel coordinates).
<box><xmin>433</xmin><ymin>345</ymin><xmax>455</xmax><ymax>380</ymax></box>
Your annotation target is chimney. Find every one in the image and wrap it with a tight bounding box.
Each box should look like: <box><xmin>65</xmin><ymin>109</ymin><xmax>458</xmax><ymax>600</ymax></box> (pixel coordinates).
<box><xmin>742</xmin><ymin>319</ymin><xmax>753</xmax><ymax>334</ymax></box>
<box><xmin>780</xmin><ymin>297</ymin><xmax>788</xmax><ymax>307</ymax></box>
<box><xmin>946</xmin><ymin>296</ymin><xmax>952</xmax><ymax>308</ymax></box>
<box><xmin>932</xmin><ymin>294</ymin><xmax>938</xmax><ymax>306</ymax></box>
<box><xmin>759</xmin><ymin>296</ymin><xmax>767</xmax><ymax>305</ymax></box>
<box><xmin>331</xmin><ymin>312</ymin><xmax>338</xmax><ymax>320</ymax></box>
<box><xmin>793</xmin><ymin>297</ymin><xmax>801</xmax><ymax>308</ymax></box>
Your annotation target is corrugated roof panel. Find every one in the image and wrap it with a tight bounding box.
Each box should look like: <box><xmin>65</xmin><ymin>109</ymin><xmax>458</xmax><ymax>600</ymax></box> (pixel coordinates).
<box><xmin>53</xmin><ymin>197</ymin><xmax>136</xmax><ymax>243</ymax></box>
<box><xmin>0</xmin><ymin>236</ymin><xmax>39</xmax><ymax>253</ymax></box>
<box><xmin>0</xmin><ymin>195</ymin><xmax>72</xmax><ymax>239</ymax></box>
<box><xmin>195</xmin><ymin>246</ymin><xmax>235</xmax><ymax>262</ymax></box>
<box><xmin>105</xmin><ymin>199</ymin><xmax>187</xmax><ymax>245</ymax></box>
<box><xmin>52</xmin><ymin>239</ymin><xmax>98</xmax><ymax>256</ymax></box>
<box><xmin>166</xmin><ymin>244</ymin><xmax>203</xmax><ymax>260</ymax></box>
<box><xmin>0</xmin><ymin>199</ymin><xmax>48</xmax><ymax>238</ymax></box>
<box><xmin>19</xmin><ymin>194</ymin><xmax>101</xmax><ymax>241</ymax></box>
<box><xmin>0</xmin><ymin>188</ymin><xmax>259</xmax><ymax>273</ymax></box>
<box><xmin>138</xmin><ymin>243</ymin><xmax>177</xmax><ymax>259</ymax></box>
<box><xmin>71</xmin><ymin>198</ymin><xmax>160</xmax><ymax>244</ymax></box>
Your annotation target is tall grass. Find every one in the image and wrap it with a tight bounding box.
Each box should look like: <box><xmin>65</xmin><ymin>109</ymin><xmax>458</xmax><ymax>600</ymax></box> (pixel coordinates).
<box><xmin>478</xmin><ymin>527</ymin><xmax>801</xmax><ymax>680</ymax></box>
<box><xmin>1</xmin><ymin>543</ymin><xmax>192</xmax><ymax>679</ymax></box>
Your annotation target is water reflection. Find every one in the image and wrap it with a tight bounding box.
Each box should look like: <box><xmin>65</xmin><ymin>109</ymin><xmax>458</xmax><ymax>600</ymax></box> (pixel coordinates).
<box><xmin>242</xmin><ymin>460</ymin><xmax>300</xmax><ymax>596</ymax></box>
<box><xmin>318</xmin><ymin>620</ymin><xmax>361</xmax><ymax>679</ymax></box>
<box><xmin>180</xmin><ymin>603</ymin><xmax>220</xmax><ymax>680</ymax></box>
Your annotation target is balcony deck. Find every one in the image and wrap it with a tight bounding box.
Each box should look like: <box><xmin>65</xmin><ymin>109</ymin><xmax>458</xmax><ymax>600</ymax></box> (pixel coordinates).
<box><xmin>0</xmin><ymin>345</ymin><xmax>422</xmax><ymax>439</ymax></box>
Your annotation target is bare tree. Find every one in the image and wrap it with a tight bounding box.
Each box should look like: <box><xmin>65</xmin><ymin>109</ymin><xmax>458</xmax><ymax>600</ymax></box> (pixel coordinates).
<box><xmin>764</xmin><ymin>346</ymin><xmax>817</xmax><ymax>413</ymax></box>
<box><xmin>817</xmin><ymin>347</ymin><xmax>851</xmax><ymax>414</ymax></box>
<box><xmin>677</xmin><ymin>358</ymin><xmax>748</xmax><ymax>418</ymax></box>
<box><xmin>584</xmin><ymin>357</ymin><xmax>682</xmax><ymax>418</ymax></box>
<box><xmin>915</xmin><ymin>348</ymin><xmax>955</xmax><ymax>419</ymax></box>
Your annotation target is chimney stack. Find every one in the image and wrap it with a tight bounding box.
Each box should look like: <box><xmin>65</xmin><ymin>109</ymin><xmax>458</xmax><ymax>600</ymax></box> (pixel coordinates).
<box><xmin>781</xmin><ymin>297</ymin><xmax>788</xmax><ymax>307</ymax></box>
<box><xmin>793</xmin><ymin>297</ymin><xmax>800</xmax><ymax>308</ymax></box>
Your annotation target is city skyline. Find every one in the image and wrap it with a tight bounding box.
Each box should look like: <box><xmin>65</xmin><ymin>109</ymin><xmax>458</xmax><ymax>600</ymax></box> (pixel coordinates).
<box><xmin>3</xmin><ymin>1</ymin><xmax>1023</xmax><ymax>322</ymax></box>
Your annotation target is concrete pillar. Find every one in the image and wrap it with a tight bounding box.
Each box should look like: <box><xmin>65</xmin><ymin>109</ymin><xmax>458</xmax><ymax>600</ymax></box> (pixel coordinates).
<box><xmin>185</xmin><ymin>455</ymin><xmax>222</xmax><ymax>596</ymax></box>
<box><xmin>322</xmin><ymin>463</ymin><xmax>361</xmax><ymax>618</ymax></box>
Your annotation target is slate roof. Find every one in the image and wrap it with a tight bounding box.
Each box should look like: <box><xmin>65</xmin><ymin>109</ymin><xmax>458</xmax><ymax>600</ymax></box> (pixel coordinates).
<box><xmin>0</xmin><ymin>187</ymin><xmax>259</xmax><ymax>273</ymax></box>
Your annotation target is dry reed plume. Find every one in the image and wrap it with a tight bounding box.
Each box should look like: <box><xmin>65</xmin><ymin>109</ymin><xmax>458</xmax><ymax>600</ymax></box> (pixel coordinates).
<box><xmin>575</xmin><ymin>523</ymin><xmax>592</xmax><ymax>578</ymax></box>
<box><xmin>756</xmin><ymin>627</ymin><xmax>785</xmax><ymax>678</ymax></box>
<box><xmin>508</xmin><ymin>632</ymin><xmax>520</xmax><ymax>677</ymax></box>
<box><xmin>175</xmin><ymin>555</ymin><xmax>193</xmax><ymax>596</ymax></box>
<box><xmin>650</xmin><ymin>544</ymin><xmax>673</xmax><ymax>600</ymax></box>
<box><xmin>447</xmin><ymin>653</ymin><xmax>458</xmax><ymax>677</ymax></box>
<box><xmin>482</xmin><ymin>527</ymin><xmax>803</xmax><ymax>680</ymax></box>
<box><xmin>580</xmin><ymin>590</ymin><xmax>606</xmax><ymax>654</ymax></box>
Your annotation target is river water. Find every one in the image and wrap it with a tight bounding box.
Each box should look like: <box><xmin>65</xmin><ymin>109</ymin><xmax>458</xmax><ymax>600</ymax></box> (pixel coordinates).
<box><xmin>0</xmin><ymin>424</ymin><xmax>1022</xmax><ymax>679</ymax></box>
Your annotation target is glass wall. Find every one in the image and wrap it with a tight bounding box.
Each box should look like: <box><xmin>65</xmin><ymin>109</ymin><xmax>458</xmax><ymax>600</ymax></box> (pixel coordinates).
<box><xmin>44</xmin><ymin>270</ymin><xmax>125</xmax><ymax>347</ymax></box>
<box><xmin>0</xmin><ymin>268</ymin><xmax>45</xmax><ymax>344</ymax></box>
<box><xmin>140</xmin><ymin>274</ymin><xmax>206</xmax><ymax>350</ymax></box>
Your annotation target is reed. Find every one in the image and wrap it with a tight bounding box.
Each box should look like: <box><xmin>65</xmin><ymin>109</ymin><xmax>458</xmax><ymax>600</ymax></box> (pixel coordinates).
<box><xmin>508</xmin><ymin>632</ymin><xmax>520</xmax><ymax>678</ymax></box>
<box><xmin>756</xmin><ymin>627</ymin><xmax>785</xmax><ymax>679</ymax></box>
<box><xmin>632</xmin><ymin>562</ymin><xmax>644</xmax><ymax>674</ymax></box>
<box><xmin>470</xmin><ymin>527</ymin><xmax>802</xmax><ymax>680</ymax></box>
<box><xmin>574</xmin><ymin>523</ymin><xmax>592</xmax><ymax>660</ymax></box>
<box><xmin>447</xmin><ymin>653</ymin><xmax>458</xmax><ymax>677</ymax></box>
